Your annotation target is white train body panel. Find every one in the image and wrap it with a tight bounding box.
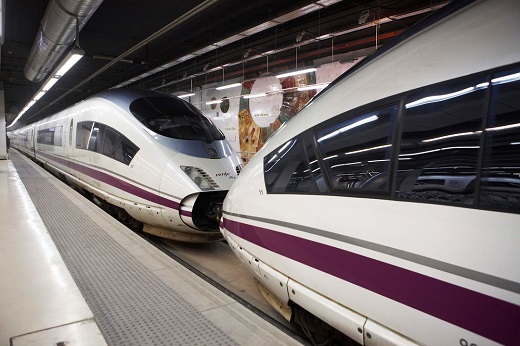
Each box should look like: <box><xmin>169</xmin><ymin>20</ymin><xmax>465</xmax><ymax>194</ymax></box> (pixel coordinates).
<box><xmin>221</xmin><ymin>0</ymin><xmax>520</xmax><ymax>345</ymax></box>
<box><xmin>11</xmin><ymin>89</ymin><xmax>241</xmax><ymax>240</ymax></box>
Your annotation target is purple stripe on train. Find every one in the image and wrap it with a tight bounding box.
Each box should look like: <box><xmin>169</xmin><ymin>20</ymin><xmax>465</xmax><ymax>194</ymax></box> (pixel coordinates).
<box><xmin>223</xmin><ymin>218</ymin><xmax>520</xmax><ymax>345</ymax></box>
<box><xmin>36</xmin><ymin>151</ymin><xmax>190</xmax><ymax>216</ymax></box>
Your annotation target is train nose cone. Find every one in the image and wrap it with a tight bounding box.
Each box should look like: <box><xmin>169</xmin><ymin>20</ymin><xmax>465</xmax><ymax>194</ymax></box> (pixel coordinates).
<box><xmin>179</xmin><ymin>191</ymin><xmax>228</xmax><ymax>232</ymax></box>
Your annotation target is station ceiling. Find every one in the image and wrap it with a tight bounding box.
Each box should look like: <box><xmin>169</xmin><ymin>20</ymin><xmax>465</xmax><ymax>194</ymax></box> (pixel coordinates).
<box><xmin>1</xmin><ymin>0</ymin><xmax>449</xmax><ymax>129</ymax></box>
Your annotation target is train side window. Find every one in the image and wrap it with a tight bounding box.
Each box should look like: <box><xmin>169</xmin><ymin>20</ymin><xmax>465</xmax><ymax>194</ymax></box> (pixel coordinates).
<box><xmin>87</xmin><ymin>123</ymin><xmax>106</xmax><ymax>153</ymax></box>
<box><xmin>120</xmin><ymin>137</ymin><xmax>140</xmax><ymax>165</ymax></box>
<box><xmin>264</xmin><ymin>136</ymin><xmax>319</xmax><ymax>193</ymax></box>
<box><xmin>316</xmin><ymin>105</ymin><xmax>397</xmax><ymax>193</ymax></box>
<box><xmin>479</xmin><ymin>67</ymin><xmax>520</xmax><ymax>212</ymax></box>
<box><xmin>37</xmin><ymin>128</ymin><xmax>55</xmax><ymax>145</ymax></box>
<box><xmin>76</xmin><ymin>121</ymin><xmax>93</xmax><ymax>149</ymax></box>
<box><xmin>103</xmin><ymin>126</ymin><xmax>120</xmax><ymax>158</ymax></box>
<box><xmin>396</xmin><ymin>77</ymin><xmax>487</xmax><ymax>205</ymax></box>
<box><xmin>87</xmin><ymin>123</ymin><xmax>101</xmax><ymax>152</ymax></box>
<box><xmin>69</xmin><ymin>119</ymin><xmax>73</xmax><ymax>146</ymax></box>
<box><xmin>100</xmin><ymin>124</ymin><xmax>139</xmax><ymax>165</ymax></box>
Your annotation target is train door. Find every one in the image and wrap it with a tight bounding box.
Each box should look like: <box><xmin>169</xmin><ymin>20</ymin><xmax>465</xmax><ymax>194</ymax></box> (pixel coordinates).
<box><xmin>67</xmin><ymin>118</ymin><xmax>76</xmax><ymax>173</ymax></box>
<box><xmin>30</xmin><ymin>127</ymin><xmax>35</xmax><ymax>157</ymax></box>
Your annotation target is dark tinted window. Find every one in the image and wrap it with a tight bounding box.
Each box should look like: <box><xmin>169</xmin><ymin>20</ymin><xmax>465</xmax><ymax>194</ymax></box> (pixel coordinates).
<box><xmin>87</xmin><ymin>123</ymin><xmax>106</xmax><ymax>153</ymax></box>
<box><xmin>76</xmin><ymin>121</ymin><xmax>139</xmax><ymax>165</ymax></box>
<box><xmin>120</xmin><ymin>137</ymin><xmax>140</xmax><ymax>165</ymax></box>
<box><xmin>264</xmin><ymin>136</ymin><xmax>320</xmax><ymax>193</ymax></box>
<box><xmin>130</xmin><ymin>96</ymin><xmax>224</xmax><ymax>142</ymax></box>
<box><xmin>396</xmin><ymin>77</ymin><xmax>487</xmax><ymax>205</ymax></box>
<box><xmin>316</xmin><ymin>105</ymin><xmax>397</xmax><ymax>193</ymax></box>
<box><xmin>479</xmin><ymin>67</ymin><xmax>520</xmax><ymax>211</ymax></box>
<box><xmin>37</xmin><ymin>126</ymin><xmax>63</xmax><ymax>146</ymax></box>
<box><xmin>76</xmin><ymin>121</ymin><xmax>93</xmax><ymax>149</ymax></box>
<box><xmin>37</xmin><ymin>128</ymin><xmax>54</xmax><ymax>145</ymax></box>
<box><xmin>103</xmin><ymin>126</ymin><xmax>120</xmax><ymax>157</ymax></box>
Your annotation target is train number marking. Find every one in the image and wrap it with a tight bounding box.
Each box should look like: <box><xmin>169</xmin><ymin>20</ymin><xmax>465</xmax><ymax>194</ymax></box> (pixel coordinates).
<box><xmin>460</xmin><ymin>338</ymin><xmax>477</xmax><ymax>346</ymax></box>
<box><xmin>259</xmin><ymin>189</ymin><xmax>264</xmax><ymax>195</ymax></box>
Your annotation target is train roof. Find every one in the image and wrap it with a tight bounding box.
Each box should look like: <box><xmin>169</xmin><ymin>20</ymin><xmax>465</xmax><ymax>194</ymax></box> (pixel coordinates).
<box><xmin>87</xmin><ymin>89</ymin><xmax>174</xmax><ymax>108</ymax></box>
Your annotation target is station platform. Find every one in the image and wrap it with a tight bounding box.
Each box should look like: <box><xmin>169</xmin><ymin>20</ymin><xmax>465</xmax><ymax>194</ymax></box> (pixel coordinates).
<box><xmin>0</xmin><ymin>150</ymin><xmax>303</xmax><ymax>346</ymax></box>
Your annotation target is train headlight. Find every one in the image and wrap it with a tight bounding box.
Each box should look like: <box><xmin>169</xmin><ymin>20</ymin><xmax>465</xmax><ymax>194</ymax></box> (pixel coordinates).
<box><xmin>181</xmin><ymin>166</ymin><xmax>215</xmax><ymax>191</ymax></box>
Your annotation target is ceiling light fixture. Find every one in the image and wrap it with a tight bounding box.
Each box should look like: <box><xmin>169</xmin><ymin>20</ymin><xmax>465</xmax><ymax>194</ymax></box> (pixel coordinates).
<box><xmin>53</xmin><ymin>48</ymin><xmax>85</xmax><ymax>78</ymax></box>
<box><xmin>177</xmin><ymin>92</ymin><xmax>195</xmax><ymax>98</ymax></box>
<box><xmin>8</xmin><ymin>47</ymin><xmax>85</xmax><ymax>128</ymax></box>
<box><xmin>275</xmin><ymin>67</ymin><xmax>317</xmax><ymax>79</ymax></box>
<box><xmin>215</xmin><ymin>82</ymin><xmax>242</xmax><ymax>90</ymax></box>
<box><xmin>297</xmin><ymin>83</ymin><xmax>329</xmax><ymax>91</ymax></box>
<box><xmin>205</xmin><ymin>99</ymin><xmax>223</xmax><ymax>105</ymax></box>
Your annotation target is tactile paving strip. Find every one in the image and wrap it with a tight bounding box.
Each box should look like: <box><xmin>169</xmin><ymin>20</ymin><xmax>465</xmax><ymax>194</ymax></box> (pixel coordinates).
<box><xmin>10</xmin><ymin>152</ymin><xmax>238</xmax><ymax>346</ymax></box>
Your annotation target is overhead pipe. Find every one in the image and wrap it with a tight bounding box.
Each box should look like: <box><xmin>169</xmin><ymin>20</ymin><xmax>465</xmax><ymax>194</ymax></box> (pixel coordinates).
<box><xmin>26</xmin><ymin>0</ymin><xmax>222</xmax><ymax>121</ymax></box>
<box><xmin>24</xmin><ymin>0</ymin><xmax>104</xmax><ymax>82</ymax></box>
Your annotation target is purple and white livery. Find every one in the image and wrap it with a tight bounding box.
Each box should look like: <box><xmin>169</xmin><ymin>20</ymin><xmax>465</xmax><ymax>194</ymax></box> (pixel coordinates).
<box><xmin>10</xmin><ymin>89</ymin><xmax>242</xmax><ymax>242</ymax></box>
<box><xmin>220</xmin><ymin>0</ymin><xmax>520</xmax><ymax>344</ymax></box>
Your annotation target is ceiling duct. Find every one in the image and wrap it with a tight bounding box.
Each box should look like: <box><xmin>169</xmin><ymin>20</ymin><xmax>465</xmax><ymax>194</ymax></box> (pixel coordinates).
<box><xmin>24</xmin><ymin>0</ymin><xmax>103</xmax><ymax>82</ymax></box>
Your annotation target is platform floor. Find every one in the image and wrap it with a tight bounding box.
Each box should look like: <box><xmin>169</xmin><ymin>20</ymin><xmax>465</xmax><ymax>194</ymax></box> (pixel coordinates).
<box><xmin>0</xmin><ymin>151</ymin><xmax>303</xmax><ymax>346</ymax></box>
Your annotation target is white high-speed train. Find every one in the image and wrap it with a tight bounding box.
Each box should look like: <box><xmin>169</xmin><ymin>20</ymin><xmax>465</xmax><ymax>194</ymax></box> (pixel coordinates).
<box><xmin>10</xmin><ymin>89</ymin><xmax>242</xmax><ymax>242</ymax></box>
<box><xmin>220</xmin><ymin>0</ymin><xmax>520</xmax><ymax>345</ymax></box>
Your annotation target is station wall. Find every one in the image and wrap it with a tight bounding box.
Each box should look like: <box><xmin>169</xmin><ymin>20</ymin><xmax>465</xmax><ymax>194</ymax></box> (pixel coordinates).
<box><xmin>185</xmin><ymin>58</ymin><xmax>361</xmax><ymax>164</ymax></box>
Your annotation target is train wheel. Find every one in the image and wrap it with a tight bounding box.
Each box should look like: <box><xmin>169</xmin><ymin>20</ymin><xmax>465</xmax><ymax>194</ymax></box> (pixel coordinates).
<box><xmin>292</xmin><ymin>304</ymin><xmax>358</xmax><ymax>346</ymax></box>
<box><xmin>117</xmin><ymin>208</ymin><xmax>143</xmax><ymax>232</ymax></box>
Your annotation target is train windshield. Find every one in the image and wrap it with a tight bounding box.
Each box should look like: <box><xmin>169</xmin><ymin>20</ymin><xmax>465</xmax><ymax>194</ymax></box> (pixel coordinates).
<box><xmin>130</xmin><ymin>96</ymin><xmax>225</xmax><ymax>142</ymax></box>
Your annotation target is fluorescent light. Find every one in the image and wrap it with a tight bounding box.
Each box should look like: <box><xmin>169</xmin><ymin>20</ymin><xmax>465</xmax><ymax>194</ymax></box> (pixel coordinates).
<box><xmin>422</xmin><ymin>131</ymin><xmax>482</xmax><ymax>143</ymax></box>
<box><xmin>323</xmin><ymin>155</ymin><xmax>338</xmax><ymax>160</ymax></box>
<box><xmin>177</xmin><ymin>93</ymin><xmax>195</xmax><ymax>98</ymax></box>
<box><xmin>331</xmin><ymin>162</ymin><xmax>362</xmax><ymax>169</ymax></box>
<box><xmin>405</xmin><ymin>87</ymin><xmax>477</xmax><ymax>109</ymax></box>
<box><xmin>399</xmin><ymin>146</ymin><xmax>479</xmax><ymax>157</ymax></box>
<box><xmin>492</xmin><ymin>72</ymin><xmax>520</xmax><ymax>85</ymax></box>
<box><xmin>215</xmin><ymin>82</ymin><xmax>241</xmax><ymax>90</ymax></box>
<box><xmin>317</xmin><ymin>34</ymin><xmax>331</xmax><ymax>40</ymax></box>
<box><xmin>243</xmin><ymin>93</ymin><xmax>266</xmax><ymax>99</ymax></box>
<box><xmin>7</xmin><ymin>47</ymin><xmax>85</xmax><ymax>129</ymax></box>
<box><xmin>485</xmin><ymin>123</ymin><xmax>520</xmax><ymax>132</ymax></box>
<box><xmin>297</xmin><ymin>83</ymin><xmax>329</xmax><ymax>91</ymax></box>
<box><xmin>34</xmin><ymin>91</ymin><xmax>46</xmax><ymax>101</ymax></box>
<box><xmin>42</xmin><ymin>77</ymin><xmax>60</xmax><ymax>91</ymax></box>
<box><xmin>318</xmin><ymin>115</ymin><xmax>378</xmax><ymax>142</ymax></box>
<box><xmin>206</xmin><ymin>99</ymin><xmax>223</xmax><ymax>105</ymax></box>
<box><xmin>405</xmin><ymin>82</ymin><xmax>490</xmax><ymax>109</ymax></box>
<box><xmin>276</xmin><ymin>67</ymin><xmax>317</xmax><ymax>79</ymax></box>
<box><xmin>55</xmin><ymin>49</ymin><xmax>84</xmax><ymax>76</ymax></box>
<box><xmin>344</xmin><ymin>144</ymin><xmax>391</xmax><ymax>156</ymax></box>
